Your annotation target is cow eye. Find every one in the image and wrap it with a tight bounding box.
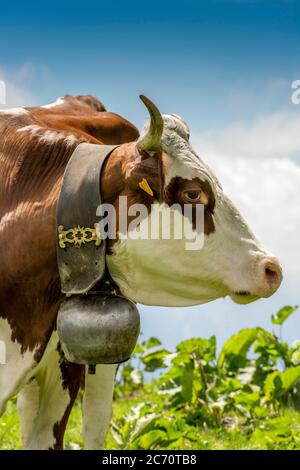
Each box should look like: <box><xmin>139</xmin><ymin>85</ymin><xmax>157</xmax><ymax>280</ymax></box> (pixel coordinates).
<box><xmin>184</xmin><ymin>190</ymin><xmax>202</xmax><ymax>202</ymax></box>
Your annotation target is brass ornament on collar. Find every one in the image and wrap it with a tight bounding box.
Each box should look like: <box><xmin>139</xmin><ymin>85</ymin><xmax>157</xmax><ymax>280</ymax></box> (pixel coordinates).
<box><xmin>58</xmin><ymin>224</ymin><xmax>101</xmax><ymax>249</ymax></box>
<box><xmin>56</xmin><ymin>142</ymin><xmax>141</xmax><ymax>367</ymax></box>
<box><xmin>56</xmin><ymin>143</ymin><xmax>117</xmax><ymax>295</ymax></box>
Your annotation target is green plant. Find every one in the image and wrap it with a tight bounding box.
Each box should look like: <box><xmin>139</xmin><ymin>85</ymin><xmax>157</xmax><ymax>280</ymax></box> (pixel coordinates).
<box><xmin>112</xmin><ymin>305</ymin><xmax>300</xmax><ymax>449</ymax></box>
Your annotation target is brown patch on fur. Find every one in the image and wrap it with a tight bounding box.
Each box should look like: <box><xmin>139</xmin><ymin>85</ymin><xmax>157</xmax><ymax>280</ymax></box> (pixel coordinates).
<box><xmin>50</xmin><ymin>343</ymin><xmax>84</xmax><ymax>449</ymax></box>
<box><xmin>0</xmin><ymin>95</ymin><xmax>145</xmax><ymax>449</ymax></box>
<box><xmin>101</xmin><ymin>145</ymin><xmax>164</xmax><ymax>253</ymax></box>
<box><xmin>0</xmin><ymin>95</ymin><xmax>139</xmax><ymax>358</ymax></box>
<box><xmin>0</xmin><ymin>94</ymin><xmax>215</xmax><ymax>403</ymax></box>
<box><xmin>0</xmin><ymin>130</ymin><xmax>76</xmax><ymax>355</ymax></box>
<box><xmin>27</xmin><ymin>94</ymin><xmax>139</xmax><ymax>145</ymax></box>
<box><xmin>30</xmin><ymin>94</ymin><xmax>107</xmax><ymax>113</ymax></box>
<box><xmin>101</xmin><ymin>153</ymin><xmax>215</xmax><ymax>251</ymax></box>
<box><xmin>164</xmin><ymin>176</ymin><xmax>215</xmax><ymax>235</ymax></box>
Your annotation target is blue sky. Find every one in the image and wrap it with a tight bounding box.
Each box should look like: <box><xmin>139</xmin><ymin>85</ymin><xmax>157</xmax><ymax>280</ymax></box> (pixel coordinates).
<box><xmin>1</xmin><ymin>0</ymin><xmax>300</xmax><ymax>126</ymax></box>
<box><xmin>1</xmin><ymin>0</ymin><xmax>300</xmax><ymax>350</ymax></box>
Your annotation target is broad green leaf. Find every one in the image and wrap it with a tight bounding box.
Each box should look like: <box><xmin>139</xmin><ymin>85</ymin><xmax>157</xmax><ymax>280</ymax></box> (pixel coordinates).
<box><xmin>281</xmin><ymin>365</ymin><xmax>300</xmax><ymax>391</ymax></box>
<box><xmin>291</xmin><ymin>351</ymin><xmax>300</xmax><ymax>365</ymax></box>
<box><xmin>158</xmin><ymin>386</ymin><xmax>182</xmax><ymax>397</ymax></box>
<box><xmin>264</xmin><ymin>366</ymin><xmax>300</xmax><ymax>401</ymax></box>
<box><xmin>142</xmin><ymin>348</ymin><xmax>171</xmax><ymax>371</ymax></box>
<box><xmin>254</xmin><ymin>328</ymin><xmax>289</xmax><ymax>365</ymax></box>
<box><xmin>129</xmin><ymin>413</ymin><xmax>159</xmax><ymax>442</ymax></box>
<box><xmin>142</xmin><ymin>337</ymin><xmax>162</xmax><ymax>349</ymax></box>
<box><xmin>106</xmin><ymin>322</ymin><xmax>300</xmax><ymax>450</ymax></box>
<box><xmin>181</xmin><ymin>367</ymin><xmax>194</xmax><ymax>403</ymax></box>
<box><xmin>289</xmin><ymin>340</ymin><xmax>300</xmax><ymax>365</ymax></box>
<box><xmin>138</xmin><ymin>430</ymin><xmax>167</xmax><ymax>449</ymax></box>
<box><xmin>271</xmin><ymin>305</ymin><xmax>298</xmax><ymax>325</ymax></box>
<box><xmin>176</xmin><ymin>336</ymin><xmax>216</xmax><ymax>363</ymax></box>
<box><xmin>233</xmin><ymin>391</ymin><xmax>260</xmax><ymax>407</ymax></box>
<box><xmin>170</xmin><ymin>351</ymin><xmax>194</xmax><ymax>368</ymax></box>
<box><xmin>182</xmin><ymin>427</ymin><xmax>199</xmax><ymax>442</ymax></box>
<box><xmin>218</xmin><ymin>328</ymin><xmax>258</xmax><ymax>369</ymax></box>
<box><xmin>121</xmin><ymin>364</ymin><xmax>134</xmax><ymax>377</ymax></box>
<box><xmin>264</xmin><ymin>371</ymin><xmax>284</xmax><ymax>401</ymax></box>
<box><xmin>133</xmin><ymin>343</ymin><xmax>145</xmax><ymax>355</ymax></box>
<box><xmin>253</xmin><ymin>405</ymin><xmax>268</xmax><ymax>419</ymax></box>
<box><xmin>155</xmin><ymin>417</ymin><xmax>182</xmax><ymax>440</ymax></box>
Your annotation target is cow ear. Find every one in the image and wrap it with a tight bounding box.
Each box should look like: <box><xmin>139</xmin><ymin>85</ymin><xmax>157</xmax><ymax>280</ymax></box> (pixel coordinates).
<box><xmin>137</xmin><ymin>95</ymin><xmax>163</xmax><ymax>155</ymax></box>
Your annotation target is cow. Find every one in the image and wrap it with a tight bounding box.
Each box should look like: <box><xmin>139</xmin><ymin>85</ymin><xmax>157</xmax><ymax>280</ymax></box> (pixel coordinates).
<box><xmin>0</xmin><ymin>94</ymin><xmax>282</xmax><ymax>449</ymax></box>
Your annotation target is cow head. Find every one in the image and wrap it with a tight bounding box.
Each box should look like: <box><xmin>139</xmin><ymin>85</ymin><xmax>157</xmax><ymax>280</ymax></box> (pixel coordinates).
<box><xmin>103</xmin><ymin>96</ymin><xmax>282</xmax><ymax>307</ymax></box>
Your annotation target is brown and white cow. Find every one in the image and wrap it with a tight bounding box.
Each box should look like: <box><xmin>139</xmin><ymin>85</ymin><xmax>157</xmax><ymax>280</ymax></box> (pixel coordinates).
<box><xmin>0</xmin><ymin>94</ymin><xmax>282</xmax><ymax>449</ymax></box>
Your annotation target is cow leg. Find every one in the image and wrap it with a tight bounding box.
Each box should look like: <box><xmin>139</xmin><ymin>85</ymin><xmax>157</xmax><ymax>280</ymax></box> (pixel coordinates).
<box><xmin>0</xmin><ymin>318</ymin><xmax>37</xmax><ymax>416</ymax></box>
<box><xmin>24</xmin><ymin>332</ymin><xmax>83</xmax><ymax>450</ymax></box>
<box><xmin>82</xmin><ymin>364</ymin><xmax>117</xmax><ymax>449</ymax></box>
<box><xmin>16</xmin><ymin>379</ymin><xmax>40</xmax><ymax>448</ymax></box>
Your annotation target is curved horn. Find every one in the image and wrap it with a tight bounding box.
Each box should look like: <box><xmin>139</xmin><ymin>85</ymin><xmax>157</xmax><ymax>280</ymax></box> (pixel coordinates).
<box><xmin>137</xmin><ymin>95</ymin><xmax>163</xmax><ymax>154</ymax></box>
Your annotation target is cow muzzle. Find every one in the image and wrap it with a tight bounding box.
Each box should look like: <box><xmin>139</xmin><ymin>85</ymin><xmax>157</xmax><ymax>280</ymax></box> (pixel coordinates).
<box><xmin>230</xmin><ymin>255</ymin><xmax>283</xmax><ymax>304</ymax></box>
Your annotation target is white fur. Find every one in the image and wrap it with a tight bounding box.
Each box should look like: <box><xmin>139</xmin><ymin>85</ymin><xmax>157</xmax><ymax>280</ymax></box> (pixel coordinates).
<box><xmin>82</xmin><ymin>364</ymin><xmax>117</xmax><ymax>449</ymax></box>
<box><xmin>17</xmin><ymin>124</ymin><xmax>77</xmax><ymax>146</ymax></box>
<box><xmin>0</xmin><ymin>107</ymin><xmax>28</xmax><ymax>116</ymax></box>
<box><xmin>161</xmin><ymin>115</ymin><xmax>222</xmax><ymax>187</ymax></box>
<box><xmin>1</xmin><ymin>111</ymin><xmax>281</xmax><ymax>450</ymax></box>
<box><xmin>107</xmin><ymin>203</ymin><xmax>227</xmax><ymax>306</ymax></box>
<box><xmin>17</xmin><ymin>379</ymin><xmax>40</xmax><ymax>448</ymax></box>
<box><xmin>17</xmin><ymin>124</ymin><xmax>42</xmax><ymax>137</ymax></box>
<box><xmin>108</xmin><ymin>114</ymin><xmax>280</xmax><ymax>306</ymax></box>
<box><xmin>41</xmin><ymin>97</ymin><xmax>65</xmax><ymax>109</ymax></box>
<box><xmin>23</xmin><ymin>332</ymin><xmax>72</xmax><ymax>449</ymax></box>
<box><xmin>16</xmin><ymin>347</ymin><xmax>117</xmax><ymax>450</ymax></box>
<box><xmin>39</xmin><ymin>129</ymin><xmax>77</xmax><ymax>145</ymax></box>
<box><xmin>0</xmin><ymin>318</ymin><xmax>37</xmax><ymax>415</ymax></box>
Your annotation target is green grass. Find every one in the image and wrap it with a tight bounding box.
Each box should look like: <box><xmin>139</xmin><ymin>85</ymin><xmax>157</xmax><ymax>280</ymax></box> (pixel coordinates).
<box><xmin>1</xmin><ymin>394</ymin><xmax>300</xmax><ymax>450</ymax></box>
<box><xmin>0</xmin><ymin>400</ymin><xmax>22</xmax><ymax>450</ymax></box>
<box><xmin>3</xmin><ymin>307</ymin><xmax>300</xmax><ymax>450</ymax></box>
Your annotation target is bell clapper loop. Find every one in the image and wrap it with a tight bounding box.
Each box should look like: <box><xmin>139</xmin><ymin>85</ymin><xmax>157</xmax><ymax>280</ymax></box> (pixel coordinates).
<box><xmin>88</xmin><ymin>364</ymin><xmax>96</xmax><ymax>375</ymax></box>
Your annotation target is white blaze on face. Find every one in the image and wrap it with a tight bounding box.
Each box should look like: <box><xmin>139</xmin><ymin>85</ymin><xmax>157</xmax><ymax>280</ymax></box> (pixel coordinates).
<box><xmin>108</xmin><ymin>114</ymin><xmax>282</xmax><ymax>307</ymax></box>
<box><xmin>107</xmin><ymin>202</ymin><xmax>209</xmax><ymax>306</ymax></box>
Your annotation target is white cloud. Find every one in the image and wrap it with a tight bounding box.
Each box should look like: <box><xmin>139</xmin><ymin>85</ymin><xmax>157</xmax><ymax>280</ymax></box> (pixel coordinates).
<box><xmin>208</xmin><ymin>154</ymin><xmax>300</xmax><ymax>282</ymax></box>
<box><xmin>141</xmin><ymin>112</ymin><xmax>300</xmax><ymax>350</ymax></box>
<box><xmin>192</xmin><ymin>111</ymin><xmax>300</xmax><ymax>291</ymax></box>
<box><xmin>193</xmin><ymin>110</ymin><xmax>300</xmax><ymax>159</ymax></box>
<box><xmin>0</xmin><ymin>64</ymin><xmax>35</xmax><ymax>107</ymax></box>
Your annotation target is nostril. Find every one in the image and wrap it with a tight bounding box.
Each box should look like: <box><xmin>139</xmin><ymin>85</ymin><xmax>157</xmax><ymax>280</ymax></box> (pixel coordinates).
<box><xmin>265</xmin><ymin>267</ymin><xmax>278</xmax><ymax>284</ymax></box>
<box><xmin>264</xmin><ymin>261</ymin><xmax>282</xmax><ymax>288</ymax></box>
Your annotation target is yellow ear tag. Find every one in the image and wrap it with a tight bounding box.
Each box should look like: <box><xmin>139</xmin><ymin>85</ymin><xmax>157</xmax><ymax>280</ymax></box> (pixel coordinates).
<box><xmin>138</xmin><ymin>178</ymin><xmax>154</xmax><ymax>197</ymax></box>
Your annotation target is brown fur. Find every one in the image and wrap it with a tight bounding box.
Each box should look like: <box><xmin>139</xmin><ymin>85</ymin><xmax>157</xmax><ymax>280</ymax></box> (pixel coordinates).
<box><xmin>0</xmin><ymin>95</ymin><xmax>215</xmax><ymax>447</ymax></box>
<box><xmin>0</xmin><ymin>95</ymin><xmax>139</xmax><ymax>448</ymax></box>
<box><xmin>0</xmin><ymin>95</ymin><xmax>139</xmax><ymax>358</ymax></box>
<box><xmin>51</xmin><ymin>343</ymin><xmax>84</xmax><ymax>450</ymax></box>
